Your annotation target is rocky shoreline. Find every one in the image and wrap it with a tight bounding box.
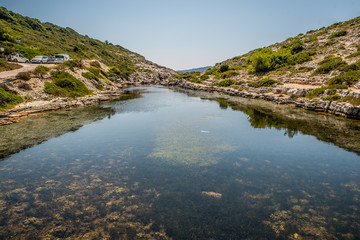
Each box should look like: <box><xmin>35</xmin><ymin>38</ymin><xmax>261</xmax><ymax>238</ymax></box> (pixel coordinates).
<box><xmin>168</xmin><ymin>80</ymin><xmax>360</xmax><ymax>119</ymax></box>
<box><xmin>0</xmin><ymin>91</ymin><xmax>124</xmax><ymax>126</ymax></box>
<box><xmin>1</xmin><ymin>78</ymin><xmax>360</xmax><ymax>126</ymax></box>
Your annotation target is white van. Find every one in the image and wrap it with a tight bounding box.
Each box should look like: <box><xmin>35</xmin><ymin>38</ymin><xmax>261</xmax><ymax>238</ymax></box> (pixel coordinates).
<box><xmin>54</xmin><ymin>54</ymin><xmax>71</xmax><ymax>63</ymax></box>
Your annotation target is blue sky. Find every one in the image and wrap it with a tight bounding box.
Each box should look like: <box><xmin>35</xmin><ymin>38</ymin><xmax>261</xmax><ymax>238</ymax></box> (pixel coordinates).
<box><xmin>1</xmin><ymin>0</ymin><xmax>360</xmax><ymax>70</ymax></box>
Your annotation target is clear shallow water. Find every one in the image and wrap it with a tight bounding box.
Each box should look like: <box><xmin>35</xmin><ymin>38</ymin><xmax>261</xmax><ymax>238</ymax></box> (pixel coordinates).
<box><xmin>0</xmin><ymin>87</ymin><xmax>360</xmax><ymax>239</ymax></box>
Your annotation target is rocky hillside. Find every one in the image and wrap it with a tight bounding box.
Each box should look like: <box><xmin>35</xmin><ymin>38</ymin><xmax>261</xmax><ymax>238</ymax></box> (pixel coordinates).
<box><xmin>172</xmin><ymin>16</ymin><xmax>360</xmax><ymax>118</ymax></box>
<box><xmin>0</xmin><ymin>7</ymin><xmax>175</xmax><ymax>83</ymax></box>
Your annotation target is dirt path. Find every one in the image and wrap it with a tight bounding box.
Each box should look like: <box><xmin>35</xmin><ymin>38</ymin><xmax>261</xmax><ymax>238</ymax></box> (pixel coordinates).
<box><xmin>0</xmin><ymin>63</ymin><xmax>55</xmax><ymax>80</ymax></box>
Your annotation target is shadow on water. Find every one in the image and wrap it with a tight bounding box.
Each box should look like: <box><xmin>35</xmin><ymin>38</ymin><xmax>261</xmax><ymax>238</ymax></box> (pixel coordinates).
<box><xmin>0</xmin><ymin>89</ymin><xmax>144</xmax><ymax>160</ymax></box>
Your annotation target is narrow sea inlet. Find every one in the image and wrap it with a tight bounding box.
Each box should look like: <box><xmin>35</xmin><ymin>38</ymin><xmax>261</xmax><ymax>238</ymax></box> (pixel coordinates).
<box><xmin>1</xmin><ymin>87</ymin><xmax>360</xmax><ymax>239</ymax></box>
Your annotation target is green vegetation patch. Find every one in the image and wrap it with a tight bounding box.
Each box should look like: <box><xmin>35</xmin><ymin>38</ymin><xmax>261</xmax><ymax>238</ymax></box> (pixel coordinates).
<box><xmin>328</xmin><ymin>70</ymin><xmax>360</xmax><ymax>86</ymax></box>
<box><xmin>174</xmin><ymin>72</ymin><xmax>202</xmax><ymax>83</ymax></box>
<box><xmin>82</xmin><ymin>71</ymin><xmax>97</xmax><ymax>80</ymax></box>
<box><xmin>87</xmin><ymin>67</ymin><xmax>101</xmax><ymax>78</ymax></box>
<box><xmin>62</xmin><ymin>60</ymin><xmax>84</xmax><ymax>71</ymax></box>
<box><xmin>221</xmin><ymin>70</ymin><xmax>239</xmax><ymax>79</ymax></box>
<box><xmin>0</xmin><ymin>58</ymin><xmax>21</xmax><ymax>72</ymax></box>
<box><xmin>34</xmin><ymin>65</ymin><xmax>49</xmax><ymax>75</ymax></box>
<box><xmin>305</xmin><ymin>84</ymin><xmax>348</xmax><ymax>99</ymax></box>
<box><xmin>44</xmin><ymin>70</ymin><xmax>92</xmax><ymax>97</ymax></box>
<box><xmin>324</xmin><ymin>94</ymin><xmax>341</xmax><ymax>101</ymax></box>
<box><xmin>90</xmin><ymin>61</ymin><xmax>101</xmax><ymax>68</ymax></box>
<box><xmin>248</xmin><ymin>77</ymin><xmax>283</xmax><ymax>88</ymax></box>
<box><xmin>328</xmin><ymin>30</ymin><xmax>347</xmax><ymax>39</ymax></box>
<box><xmin>219</xmin><ymin>64</ymin><xmax>229</xmax><ymax>72</ymax></box>
<box><xmin>245</xmin><ymin>42</ymin><xmax>313</xmax><ymax>73</ymax></box>
<box><xmin>306</xmin><ymin>87</ymin><xmax>327</xmax><ymax>98</ymax></box>
<box><xmin>312</xmin><ymin>56</ymin><xmax>347</xmax><ymax>75</ymax></box>
<box><xmin>0</xmin><ymin>87</ymin><xmax>23</xmax><ymax>109</ymax></box>
<box><xmin>217</xmin><ymin>79</ymin><xmax>237</xmax><ymax>87</ymax></box>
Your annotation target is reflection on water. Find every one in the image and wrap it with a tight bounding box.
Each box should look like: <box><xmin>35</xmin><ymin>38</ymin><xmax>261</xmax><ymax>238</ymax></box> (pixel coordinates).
<box><xmin>0</xmin><ymin>89</ymin><xmax>143</xmax><ymax>160</ymax></box>
<box><xmin>0</xmin><ymin>87</ymin><xmax>360</xmax><ymax>239</ymax></box>
<box><xmin>210</xmin><ymin>95</ymin><xmax>360</xmax><ymax>155</ymax></box>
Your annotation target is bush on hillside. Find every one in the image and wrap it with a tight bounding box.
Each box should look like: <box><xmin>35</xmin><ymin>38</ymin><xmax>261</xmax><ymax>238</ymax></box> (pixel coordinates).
<box><xmin>62</xmin><ymin>60</ymin><xmax>83</xmax><ymax>71</ymax></box>
<box><xmin>245</xmin><ymin>48</ymin><xmax>313</xmax><ymax>73</ymax></box>
<box><xmin>221</xmin><ymin>70</ymin><xmax>239</xmax><ymax>79</ymax></box>
<box><xmin>82</xmin><ymin>71</ymin><xmax>97</xmax><ymax>80</ymax></box>
<box><xmin>219</xmin><ymin>64</ymin><xmax>229</xmax><ymax>73</ymax></box>
<box><xmin>0</xmin><ymin>87</ymin><xmax>23</xmax><ymax>109</ymax></box>
<box><xmin>90</xmin><ymin>61</ymin><xmax>101</xmax><ymax>68</ymax></box>
<box><xmin>312</xmin><ymin>56</ymin><xmax>347</xmax><ymax>75</ymax></box>
<box><xmin>217</xmin><ymin>79</ymin><xmax>237</xmax><ymax>87</ymax></box>
<box><xmin>87</xmin><ymin>67</ymin><xmax>101</xmax><ymax>78</ymax></box>
<box><xmin>306</xmin><ymin>87</ymin><xmax>327</xmax><ymax>98</ymax></box>
<box><xmin>34</xmin><ymin>65</ymin><xmax>50</xmax><ymax>75</ymax></box>
<box><xmin>324</xmin><ymin>94</ymin><xmax>341</xmax><ymax>101</ymax></box>
<box><xmin>44</xmin><ymin>70</ymin><xmax>92</xmax><ymax>97</ymax></box>
<box><xmin>109</xmin><ymin>66</ymin><xmax>121</xmax><ymax>76</ymax></box>
<box><xmin>328</xmin><ymin>70</ymin><xmax>360</xmax><ymax>86</ymax></box>
<box><xmin>16</xmin><ymin>71</ymin><xmax>31</xmax><ymax>81</ymax></box>
<box><xmin>328</xmin><ymin>30</ymin><xmax>347</xmax><ymax>39</ymax></box>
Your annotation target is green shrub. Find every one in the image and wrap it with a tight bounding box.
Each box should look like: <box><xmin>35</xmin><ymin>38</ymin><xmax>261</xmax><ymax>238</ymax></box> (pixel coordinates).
<box><xmin>45</xmin><ymin>71</ymin><xmax>92</xmax><ymax>97</ymax></box>
<box><xmin>328</xmin><ymin>30</ymin><xmax>347</xmax><ymax>39</ymax></box>
<box><xmin>0</xmin><ymin>26</ymin><xmax>15</xmax><ymax>42</ymax></box>
<box><xmin>44</xmin><ymin>82</ymin><xmax>68</xmax><ymax>97</ymax></box>
<box><xmin>304</xmin><ymin>36</ymin><xmax>317</xmax><ymax>43</ymax></box>
<box><xmin>34</xmin><ymin>65</ymin><xmax>49</xmax><ymax>75</ymax></box>
<box><xmin>0</xmin><ymin>87</ymin><xmax>23</xmax><ymax>109</ymax></box>
<box><xmin>221</xmin><ymin>70</ymin><xmax>239</xmax><ymax>79</ymax></box>
<box><xmin>288</xmin><ymin>52</ymin><xmax>312</xmax><ymax>65</ymax></box>
<box><xmin>283</xmin><ymin>38</ymin><xmax>304</xmax><ymax>54</ymax></box>
<box><xmin>62</xmin><ymin>60</ymin><xmax>83</xmax><ymax>71</ymax></box>
<box><xmin>200</xmin><ymin>75</ymin><xmax>209</xmax><ymax>81</ymax></box>
<box><xmin>312</xmin><ymin>57</ymin><xmax>347</xmax><ymax>75</ymax></box>
<box><xmin>217</xmin><ymin>79</ymin><xmax>237</xmax><ymax>87</ymax></box>
<box><xmin>87</xmin><ymin>67</ymin><xmax>101</xmax><ymax>78</ymax></box>
<box><xmin>340</xmin><ymin>95</ymin><xmax>360</xmax><ymax>106</ymax></box>
<box><xmin>346</xmin><ymin>52</ymin><xmax>360</xmax><ymax>58</ymax></box>
<box><xmin>109</xmin><ymin>66</ymin><xmax>120</xmax><ymax>76</ymax></box>
<box><xmin>297</xmin><ymin>66</ymin><xmax>314</xmax><ymax>73</ymax></box>
<box><xmin>219</xmin><ymin>64</ymin><xmax>229</xmax><ymax>72</ymax></box>
<box><xmin>306</xmin><ymin>87</ymin><xmax>327</xmax><ymax>98</ymax></box>
<box><xmin>327</xmin><ymin>84</ymin><xmax>348</xmax><ymax>90</ymax></box>
<box><xmin>248</xmin><ymin>77</ymin><xmax>282</xmax><ymax>88</ymax></box>
<box><xmin>0</xmin><ymin>58</ymin><xmax>9</xmax><ymax>68</ymax></box>
<box><xmin>246</xmin><ymin>47</ymin><xmax>312</xmax><ymax>73</ymax></box>
<box><xmin>82</xmin><ymin>71</ymin><xmax>97</xmax><ymax>80</ymax></box>
<box><xmin>16</xmin><ymin>71</ymin><xmax>31</xmax><ymax>81</ymax></box>
<box><xmin>90</xmin><ymin>61</ymin><xmax>101</xmax><ymax>68</ymax></box>
<box><xmin>175</xmin><ymin>72</ymin><xmax>201</xmax><ymax>83</ymax></box>
<box><xmin>328</xmin><ymin>70</ymin><xmax>360</xmax><ymax>86</ymax></box>
<box><xmin>100</xmin><ymin>70</ymin><xmax>109</xmax><ymax>78</ymax></box>
<box><xmin>324</xmin><ymin>94</ymin><xmax>341</xmax><ymax>101</ymax></box>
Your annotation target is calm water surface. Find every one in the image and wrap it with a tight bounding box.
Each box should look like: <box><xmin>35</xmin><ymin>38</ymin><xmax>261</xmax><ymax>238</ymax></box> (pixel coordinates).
<box><xmin>0</xmin><ymin>87</ymin><xmax>360</xmax><ymax>239</ymax></box>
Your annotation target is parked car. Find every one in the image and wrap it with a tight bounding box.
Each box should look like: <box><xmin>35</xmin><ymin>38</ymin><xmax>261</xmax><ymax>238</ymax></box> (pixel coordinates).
<box><xmin>47</xmin><ymin>56</ymin><xmax>56</xmax><ymax>64</ymax></box>
<box><xmin>54</xmin><ymin>54</ymin><xmax>71</xmax><ymax>63</ymax></box>
<box><xmin>31</xmin><ymin>56</ymin><xmax>48</xmax><ymax>64</ymax></box>
<box><xmin>8</xmin><ymin>53</ymin><xmax>29</xmax><ymax>63</ymax></box>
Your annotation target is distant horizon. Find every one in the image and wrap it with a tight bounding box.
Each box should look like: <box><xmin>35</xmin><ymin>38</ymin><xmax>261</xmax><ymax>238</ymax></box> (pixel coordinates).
<box><xmin>1</xmin><ymin>1</ymin><xmax>360</xmax><ymax>70</ymax></box>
